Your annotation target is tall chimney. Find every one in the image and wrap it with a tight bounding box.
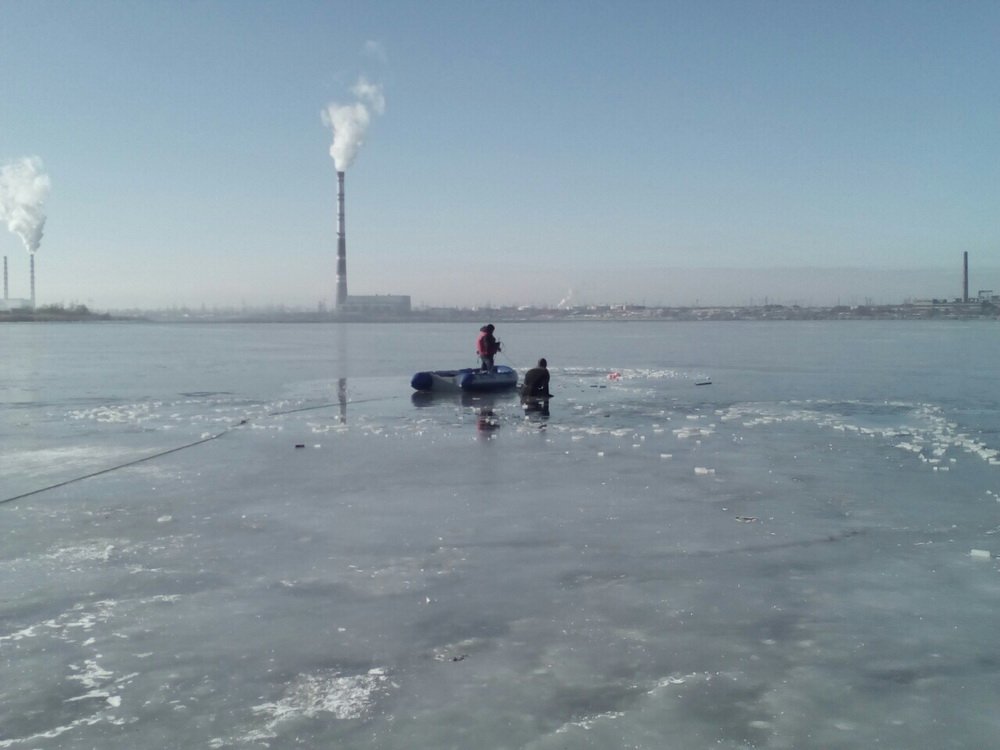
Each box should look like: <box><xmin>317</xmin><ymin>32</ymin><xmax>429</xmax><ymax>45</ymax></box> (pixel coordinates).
<box><xmin>336</xmin><ymin>170</ymin><xmax>347</xmax><ymax>309</ymax></box>
<box><xmin>3</xmin><ymin>256</ymin><xmax>7</xmax><ymax>299</ymax></box>
<box><xmin>30</xmin><ymin>253</ymin><xmax>35</xmax><ymax>309</ymax></box>
<box><xmin>963</xmin><ymin>251</ymin><xmax>969</xmax><ymax>303</ymax></box>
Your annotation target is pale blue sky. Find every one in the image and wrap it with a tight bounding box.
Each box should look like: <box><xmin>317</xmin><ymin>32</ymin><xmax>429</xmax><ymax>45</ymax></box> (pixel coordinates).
<box><xmin>1</xmin><ymin>0</ymin><xmax>997</xmax><ymax>308</ymax></box>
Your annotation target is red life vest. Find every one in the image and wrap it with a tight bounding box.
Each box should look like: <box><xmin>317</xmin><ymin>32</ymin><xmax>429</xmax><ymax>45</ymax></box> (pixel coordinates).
<box><xmin>476</xmin><ymin>330</ymin><xmax>497</xmax><ymax>357</ymax></box>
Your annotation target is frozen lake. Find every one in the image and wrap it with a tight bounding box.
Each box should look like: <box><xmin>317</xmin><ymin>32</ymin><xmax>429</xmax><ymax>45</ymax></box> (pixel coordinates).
<box><xmin>2</xmin><ymin>320</ymin><xmax>1000</xmax><ymax>749</ymax></box>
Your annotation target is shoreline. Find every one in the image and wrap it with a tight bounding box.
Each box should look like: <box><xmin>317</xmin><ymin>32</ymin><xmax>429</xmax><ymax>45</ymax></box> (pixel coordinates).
<box><xmin>3</xmin><ymin>301</ymin><xmax>997</xmax><ymax>324</ymax></box>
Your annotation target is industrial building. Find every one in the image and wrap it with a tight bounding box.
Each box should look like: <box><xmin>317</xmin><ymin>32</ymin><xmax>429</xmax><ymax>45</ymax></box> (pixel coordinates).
<box><xmin>0</xmin><ymin>298</ymin><xmax>31</xmax><ymax>311</ymax></box>
<box><xmin>337</xmin><ymin>294</ymin><xmax>411</xmax><ymax>315</ymax></box>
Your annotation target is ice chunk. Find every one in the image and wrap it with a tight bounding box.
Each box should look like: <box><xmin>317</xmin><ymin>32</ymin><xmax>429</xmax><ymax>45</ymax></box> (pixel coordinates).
<box><xmin>969</xmin><ymin>549</ymin><xmax>992</xmax><ymax>560</ymax></box>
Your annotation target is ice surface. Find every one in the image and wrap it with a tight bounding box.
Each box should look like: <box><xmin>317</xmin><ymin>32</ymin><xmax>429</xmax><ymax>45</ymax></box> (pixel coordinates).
<box><xmin>2</xmin><ymin>321</ymin><xmax>1000</xmax><ymax>748</ymax></box>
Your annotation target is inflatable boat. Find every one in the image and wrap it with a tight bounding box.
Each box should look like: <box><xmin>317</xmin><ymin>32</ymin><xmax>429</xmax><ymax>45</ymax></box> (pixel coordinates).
<box><xmin>410</xmin><ymin>365</ymin><xmax>518</xmax><ymax>393</ymax></box>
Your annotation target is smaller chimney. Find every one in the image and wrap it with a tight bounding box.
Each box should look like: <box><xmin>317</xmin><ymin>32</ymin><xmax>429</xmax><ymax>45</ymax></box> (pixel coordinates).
<box><xmin>3</xmin><ymin>256</ymin><xmax>7</xmax><ymax>299</ymax></box>
<box><xmin>30</xmin><ymin>254</ymin><xmax>35</xmax><ymax>309</ymax></box>
<box><xmin>963</xmin><ymin>252</ymin><xmax>969</xmax><ymax>303</ymax></box>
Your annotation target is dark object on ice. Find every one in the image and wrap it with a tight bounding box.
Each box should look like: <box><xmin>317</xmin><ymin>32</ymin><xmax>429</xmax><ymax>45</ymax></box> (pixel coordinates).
<box><xmin>521</xmin><ymin>358</ymin><xmax>552</xmax><ymax>417</ymax></box>
<box><xmin>410</xmin><ymin>365</ymin><xmax>518</xmax><ymax>393</ymax></box>
<box><xmin>294</xmin><ymin>443</ymin><xmax>305</xmax><ymax>449</ymax></box>
<box><xmin>695</xmin><ymin>380</ymin><xmax>712</xmax><ymax>386</ymax></box>
<box><xmin>520</xmin><ymin>358</ymin><xmax>552</xmax><ymax>399</ymax></box>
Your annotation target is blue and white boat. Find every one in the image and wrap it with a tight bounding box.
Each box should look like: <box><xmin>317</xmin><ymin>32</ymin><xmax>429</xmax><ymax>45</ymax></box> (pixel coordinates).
<box><xmin>410</xmin><ymin>365</ymin><xmax>518</xmax><ymax>393</ymax></box>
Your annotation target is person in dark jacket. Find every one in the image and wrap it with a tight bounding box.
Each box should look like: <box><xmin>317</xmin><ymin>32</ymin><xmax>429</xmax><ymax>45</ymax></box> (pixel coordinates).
<box><xmin>476</xmin><ymin>324</ymin><xmax>501</xmax><ymax>371</ymax></box>
<box><xmin>520</xmin><ymin>358</ymin><xmax>552</xmax><ymax>400</ymax></box>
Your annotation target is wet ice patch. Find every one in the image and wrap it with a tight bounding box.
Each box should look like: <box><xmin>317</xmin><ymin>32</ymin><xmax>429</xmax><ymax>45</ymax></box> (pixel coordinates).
<box><xmin>432</xmin><ymin>637</ymin><xmax>490</xmax><ymax>662</ymax></box>
<box><xmin>11</xmin><ymin>535</ymin><xmax>193</xmax><ymax>576</ymax></box>
<box><xmin>4</xmin><ymin>445</ymin><xmax>152</xmax><ymax>479</ymax></box>
<box><xmin>64</xmin><ymin>395</ymin><xmax>275</xmax><ymax>434</ymax></box>
<box><xmin>674</xmin><ymin>424</ymin><xmax>715</xmax><ymax>440</ymax></box>
<box><xmin>0</xmin><ymin>600</ymin><xmax>138</xmax><ymax>748</ymax></box>
<box><xmin>553</xmin><ymin>709</ymin><xmax>626</xmax><ymax>733</ymax></box>
<box><xmin>718</xmin><ymin>400</ymin><xmax>1000</xmax><ymax>468</ymax></box>
<box><xmin>44</xmin><ymin>541</ymin><xmax>116</xmax><ymax>565</ymax></box>
<box><xmin>0</xmin><ymin>600</ymin><xmax>118</xmax><ymax>644</ymax></box>
<box><xmin>341</xmin><ymin>549</ymin><xmax>463</xmax><ymax>595</ymax></box>
<box><xmin>566</xmin><ymin>367</ymin><xmax>702</xmax><ymax>382</ymax></box>
<box><xmin>66</xmin><ymin>401</ymin><xmax>163</xmax><ymax>425</ymax></box>
<box><xmin>241</xmin><ymin>668</ymin><xmax>389</xmax><ymax>740</ymax></box>
<box><xmin>67</xmin><ymin>658</ymin><xmax>114</xmax><ymax>691</ymax></box>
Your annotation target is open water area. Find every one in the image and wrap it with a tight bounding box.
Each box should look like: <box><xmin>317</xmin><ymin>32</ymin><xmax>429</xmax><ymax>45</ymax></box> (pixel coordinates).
<box><xmin>2</xmin><ymin>320</ymin><xmax>1000</xmax><ymax>749</ymax></box>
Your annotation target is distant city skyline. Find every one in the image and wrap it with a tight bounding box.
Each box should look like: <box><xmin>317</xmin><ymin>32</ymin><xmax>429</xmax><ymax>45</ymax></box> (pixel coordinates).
<box><xmin>2</xmin><ymin>255</ymin><xmax>993</xmax><ymax>312</ymax></box>
<box><xmin>1</xmin><ymin>1</ymin><xmax>997</xmax><ymax>309</ymax></box>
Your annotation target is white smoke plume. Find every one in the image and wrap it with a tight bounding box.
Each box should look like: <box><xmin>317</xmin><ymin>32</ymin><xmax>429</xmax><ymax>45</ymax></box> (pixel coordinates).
<box><xmin>321</xmin><ymin>76</ymin><xmax>386</xmax><ymax>172</ymax></box>
<box><xmin>0</xmin><ymin>156</ymin><xmax>50</xmax><ymax>254</ymax></box>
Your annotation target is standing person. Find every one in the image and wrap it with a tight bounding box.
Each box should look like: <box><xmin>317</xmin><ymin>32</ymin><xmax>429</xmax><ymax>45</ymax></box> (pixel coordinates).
<box><xmin>520</xmin><ymin>358</ymin><xmax>552</xmax><ymax>400</ymax></box>
<box><xmin>476</xmin><ymin>324</ymin><xmax>501</xmax><ymax>371</ymax></box>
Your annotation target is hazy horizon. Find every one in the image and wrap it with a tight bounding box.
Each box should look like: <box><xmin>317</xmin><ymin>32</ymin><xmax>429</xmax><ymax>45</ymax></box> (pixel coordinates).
<box><xmin>5</xmin><ymin>263</ymin><xmax>1000</xmax><ymax>310</ymax></box>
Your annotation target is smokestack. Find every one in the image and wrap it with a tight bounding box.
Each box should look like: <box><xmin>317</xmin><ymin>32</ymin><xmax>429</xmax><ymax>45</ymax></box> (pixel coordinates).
<box><xmin>336</xmin><ymin>170</ymin><xmax>347</xmax><ymax>308</ymax></box>
<box><xmin>963</xmin><ymin>251</ymin><xmax>969</xmax><ymax>303</ymax></box>
<box><xmin>3</xmin><ymin>256</ymin><xmax>7</xmax><ymax>299</ymax></box>
<box><xmin>30</xmin><ymin>254</ymin><xmax>35</xmax><ymax>308</ymax></box>
<box><xmin>322</xmin><ymin>77</ymin><xmax>384</xmax><ymax>311</ymax></box>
